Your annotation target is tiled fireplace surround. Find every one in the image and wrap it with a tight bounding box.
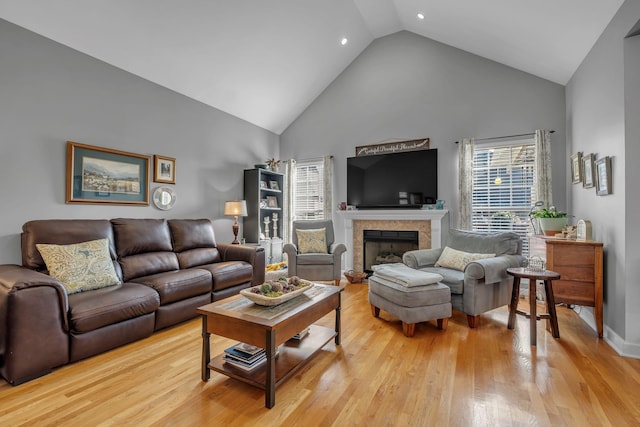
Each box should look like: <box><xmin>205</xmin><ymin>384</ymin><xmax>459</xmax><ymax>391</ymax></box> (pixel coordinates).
<box><xmin>338</xmin><ymin>210</ymin><xmax>450</xmax><ymax>272</ymax></box>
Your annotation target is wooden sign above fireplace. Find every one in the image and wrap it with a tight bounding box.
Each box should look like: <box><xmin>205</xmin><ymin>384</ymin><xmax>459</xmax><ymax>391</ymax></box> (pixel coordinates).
<box><xmin>355</xmin><ymin>138</ymin><xmax>430</xmax><ymax>157</ymax></box>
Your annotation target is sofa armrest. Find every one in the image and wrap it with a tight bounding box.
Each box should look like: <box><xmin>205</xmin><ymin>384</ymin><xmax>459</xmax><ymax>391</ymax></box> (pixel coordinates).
<box><xmin>217</xmin><ymin>244</ymin><xmax>266</xmax><ymax>286</ymax></box>
<box><xmin>403</xmin><ymin>248</ymin><xmax>444</xmax><ymax>269</ymax></box>
<box><xmin>465</xmin><ymin>254</ymin><xmax>525</xmax><ymax>283</ymax></box>
<box><xmin>0</xmin><ymin>264</ymin><xmax>69</xmax><ymax>329</ymax></box>
<box><xmin>0</xmin><ymin>264</ymin><xmax>70</xmax><ymax>384</ymax></box>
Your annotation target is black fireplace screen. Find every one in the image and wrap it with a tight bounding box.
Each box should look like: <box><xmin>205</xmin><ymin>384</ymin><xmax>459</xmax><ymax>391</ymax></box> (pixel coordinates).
<box><xmin>362</xmin><ymin>230</ymin><xmax>419</xmax><ymax>273</ymax></box>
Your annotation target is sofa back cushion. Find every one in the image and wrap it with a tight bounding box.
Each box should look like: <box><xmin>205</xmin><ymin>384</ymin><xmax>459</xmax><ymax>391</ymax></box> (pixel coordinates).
<box><xmin>168</xmin><ymin>219</ymin><xmax>222</xmax><ymax>269</ymax></box>
<box><xmin>446</xmin><ymin>229</ymin><xmax>522</xmax><ymax>256</ymax></box>
<box><xmin>168</xmin><ymin>219</ymin><xmax>216</xmax><ymax>251</ymax></box>
<box><xmin>22</xmin><ymin>219</ymin><xmax>121</xmax><ymax>280</ymax></box>
<box><xmin>111</xmin><ymin>218</ymin><xmax>178</xmax><ymax>281</ymax></box>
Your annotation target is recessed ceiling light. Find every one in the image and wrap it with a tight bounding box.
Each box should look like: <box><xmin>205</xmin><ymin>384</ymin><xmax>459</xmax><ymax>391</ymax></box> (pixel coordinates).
<box><xmin>417</xmin><ymin>13</ymin><xmax>425</xmax><ymax>20</ymax></box>
<box><xmin>341</xmin><ymin>37</ymin><xmax>348</xmax><ymax>46</ymax></box>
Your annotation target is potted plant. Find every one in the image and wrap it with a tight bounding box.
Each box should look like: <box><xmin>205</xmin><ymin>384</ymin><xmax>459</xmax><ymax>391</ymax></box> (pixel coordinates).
<box><xmin>532</xmin><ymin>206</ymin><xmax>568</xmax><ymax>236</ymax></box>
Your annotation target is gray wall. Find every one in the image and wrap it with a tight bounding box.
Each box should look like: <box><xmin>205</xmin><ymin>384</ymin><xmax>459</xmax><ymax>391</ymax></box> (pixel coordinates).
<box><xmin>566</xmin><ymin>0</ymin><xmax>640</xmax><ymax>355</ymax></box>
<box><xmin>281</xmin><ymin>30</ymin><xmax>566</xmax><ymax>248</ymax></box>
<box><xmin>0</xmin><ymin>19</ymin><xmax>279</xmax><ymax>264</ymax></box>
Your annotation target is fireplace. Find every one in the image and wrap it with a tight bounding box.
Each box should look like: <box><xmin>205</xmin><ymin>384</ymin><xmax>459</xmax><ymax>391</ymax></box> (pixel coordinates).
<box><xmin>338</xmin><ymin>209</ymin><xmax>450</xmax><ymax>272</ymax></box>
<box><xmin>363</xmin><ymin>230</ymin><xmax>419</xmax><ymax>273</ymax></box>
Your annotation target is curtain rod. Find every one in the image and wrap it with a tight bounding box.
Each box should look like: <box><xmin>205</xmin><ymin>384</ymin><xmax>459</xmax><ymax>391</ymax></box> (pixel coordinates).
<box><xmin>454</xmin><ymin>130</ymin><xmax>555</xmax><ymax>144</ymax></box>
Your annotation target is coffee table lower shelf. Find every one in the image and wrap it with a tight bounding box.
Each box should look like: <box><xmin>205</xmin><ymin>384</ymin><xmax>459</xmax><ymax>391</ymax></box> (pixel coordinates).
<box><xmin>209</xmin><ymin>324</ymin><xmax>336</xmax><ymax>389</ymax></box>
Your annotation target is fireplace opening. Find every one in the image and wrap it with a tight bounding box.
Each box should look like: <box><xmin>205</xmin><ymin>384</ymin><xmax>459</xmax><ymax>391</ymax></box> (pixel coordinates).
<box><xmin>363</xmin><ymin>230</ymin><xmax>419</xmax><ymax>274</ymax></box>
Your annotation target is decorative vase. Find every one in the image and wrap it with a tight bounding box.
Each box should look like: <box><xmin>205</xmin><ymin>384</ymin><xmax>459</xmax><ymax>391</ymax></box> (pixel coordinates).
<box><xmin>538</xmin><ymin>217</ymin><xmax>568</xmax><ymax>236</ymax></box>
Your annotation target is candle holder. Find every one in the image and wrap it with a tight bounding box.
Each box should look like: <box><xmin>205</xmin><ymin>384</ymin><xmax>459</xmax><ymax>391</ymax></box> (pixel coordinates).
<box><xmin>263</xmin><ymin>216</ymin><xmax>271</xmax><ymax>239</ymax></box>
<box><xmin>272</xmin><ymin>213</ymin><xmax>279</xmax><ymax>239</ymax></box>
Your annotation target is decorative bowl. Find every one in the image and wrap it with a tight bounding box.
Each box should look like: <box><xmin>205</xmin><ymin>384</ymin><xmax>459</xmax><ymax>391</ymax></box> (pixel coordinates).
<box><xmin>344</xmin><ymin>270</ymin><xmax>367</xmax><ymax>284</ymax></box>
<box><xmin>240</xmin><ymin>279</ymin><xmax>314</xmax><ymax>306</ymax></box>
<box><xmin>254</xmin><ymin>164</ymin><xmax>268</xmax><ymax>169</ymax></box>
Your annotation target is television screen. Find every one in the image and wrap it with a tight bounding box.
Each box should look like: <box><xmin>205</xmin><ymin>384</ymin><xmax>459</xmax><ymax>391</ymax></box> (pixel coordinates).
<box><xmin>347</xmin><ymin>149</ymin><xmax>438</xmax><ymax>209</ymax></box>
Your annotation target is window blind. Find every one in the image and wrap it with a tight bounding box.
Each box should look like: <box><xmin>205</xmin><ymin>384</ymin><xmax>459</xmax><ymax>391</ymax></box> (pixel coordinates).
<box><xmin>293</xmin><ymin>159</ymin><xmax>325</xmax><ymax>220</ymax></box>
<box><xmin>471</xmin><ymin>141</ymin><xmax>536</xmax><ymax>255</ymax></box>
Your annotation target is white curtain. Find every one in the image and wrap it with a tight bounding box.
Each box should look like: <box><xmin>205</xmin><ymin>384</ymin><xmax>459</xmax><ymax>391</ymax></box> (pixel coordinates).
<box><xmin>322</xmin><ymin>155</ymin><xmax>334</xmax><ymax>220</ymax></box>
<box><xmin>458</xmin><ymin>138</ymin><xmax>475</xmax><ymax>230</ymax></box>
<box><xmin>283</xmin><ymin>159</ymin><xmax>296</xmax><ymax>243</ymax></box>
<box><xmin>534</xmin><ymin>130</ymin><xmax>553</xmax><ymax>207</ymax></box>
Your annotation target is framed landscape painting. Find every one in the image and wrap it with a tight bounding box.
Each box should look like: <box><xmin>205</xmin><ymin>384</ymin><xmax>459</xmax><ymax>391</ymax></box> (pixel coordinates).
<box><xmin>66</xmin><ymin>141</ymin><xmax>150</xmax><ymax>205</ymax></box>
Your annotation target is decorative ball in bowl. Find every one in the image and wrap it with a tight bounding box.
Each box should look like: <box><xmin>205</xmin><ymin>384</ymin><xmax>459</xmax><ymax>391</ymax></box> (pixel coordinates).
<box><xmin>240</xmin><ymin>276</ymin><xmax>314</xmax><ymax>306</ymax></box>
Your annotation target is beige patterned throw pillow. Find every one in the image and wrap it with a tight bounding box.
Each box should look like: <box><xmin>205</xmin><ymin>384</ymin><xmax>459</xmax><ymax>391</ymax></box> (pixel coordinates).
<box><xmin>36</xmin><ymin>238</ymin><xmax>120</xmax><ymax>294</ymax></box>
<box><xmin>296</xmin><ymin>228</ymin><xmax>328</xmax><ymax>254</ymax></box>
<box><xmin>434</xmin><ymin>246</ymin><xmax>495</xmax><ymax>271</ymax></box>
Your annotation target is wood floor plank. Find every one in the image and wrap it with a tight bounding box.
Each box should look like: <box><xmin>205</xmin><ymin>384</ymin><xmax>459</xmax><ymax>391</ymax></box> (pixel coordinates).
<box><xmin>1</xmin><ymin>282</ymin><xmax>639</xmax><ymax>426</ymax></box>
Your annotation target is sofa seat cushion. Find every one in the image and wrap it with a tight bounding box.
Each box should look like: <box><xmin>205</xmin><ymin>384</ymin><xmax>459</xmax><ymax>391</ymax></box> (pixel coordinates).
<box><xmin>296</xmin><ymin>253</ymin><xmax>334</xmax><ymax>265</ymax></box>
<box><xmin>135</xmin><ymin>269</ymin><xmax>212</xmax><ymax>305</ymax></box>
<box><xmin>68</xmin><ymin>283</ymin><xmax>160</xmax><ymax>333</ymax></box>
<box><xmin>419</xmin><ymin>267</ymin><xmax>465</xmax><ymax>295</ymax></box>
<box><xmin>200</xmin><ymin>261</ymin><xmax>253</xmax><ymax>292</ymax></box>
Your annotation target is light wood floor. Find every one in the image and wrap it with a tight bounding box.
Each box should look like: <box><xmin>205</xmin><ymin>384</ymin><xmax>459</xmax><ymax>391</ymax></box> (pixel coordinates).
<box><xmin>1</xmin><ymin>282</ymin><xmax>639</xmax><ymax>427</ymax></box>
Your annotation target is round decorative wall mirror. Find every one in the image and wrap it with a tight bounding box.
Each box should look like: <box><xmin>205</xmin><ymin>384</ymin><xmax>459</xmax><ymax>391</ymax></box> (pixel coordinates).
<box><xmin>152</xmin><ymin>186</ymin><xmax>176</xmax><ymax>210</ymax></box>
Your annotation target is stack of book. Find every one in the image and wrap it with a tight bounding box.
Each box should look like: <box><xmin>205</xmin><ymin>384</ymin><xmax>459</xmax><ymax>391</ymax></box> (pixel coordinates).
<box><xmin>290</xmin><ymin>327</ymin><xmax>310</xmax><ymax>341</ymax></box>
<box><xmin>223</xmin><ymin>342</ymin><xmax>266</xmax><ymax>371</ymax></box>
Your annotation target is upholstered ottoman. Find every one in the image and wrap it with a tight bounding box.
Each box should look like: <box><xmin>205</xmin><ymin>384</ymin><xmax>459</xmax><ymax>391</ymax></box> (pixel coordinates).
<box><xmin>368</xmin><ymin>264</ymin><xmax>451</xmax><ymax>337</ymax></box>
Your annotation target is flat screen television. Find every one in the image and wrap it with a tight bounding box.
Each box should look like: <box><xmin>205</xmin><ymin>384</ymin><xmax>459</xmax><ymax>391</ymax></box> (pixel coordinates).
<box><xmin>347</xmin><ymin>149</ymin><xmax>438</xmax><ymax>209</ymax></box>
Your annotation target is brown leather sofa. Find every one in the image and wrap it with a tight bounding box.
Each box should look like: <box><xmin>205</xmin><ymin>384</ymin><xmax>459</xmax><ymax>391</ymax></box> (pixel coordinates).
<box><xmin>0</xmin><ymin>218</ymin><xmax>265</xmax><ymax>385</ymax></box>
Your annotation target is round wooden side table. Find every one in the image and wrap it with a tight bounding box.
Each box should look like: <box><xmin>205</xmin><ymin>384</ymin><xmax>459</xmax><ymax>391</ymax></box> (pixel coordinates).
<box><xmin>506</xmin><ymin>267</ymin><xmax>561</xmax><ymax>346</ymax></box>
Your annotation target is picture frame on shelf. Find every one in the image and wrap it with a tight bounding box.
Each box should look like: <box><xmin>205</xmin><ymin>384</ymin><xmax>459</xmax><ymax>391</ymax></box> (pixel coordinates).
<box><xmin>582</xmin><ymin>153</ymin><xmax>595</xmax><ymax>188</ymax></box>
<box><xmin>66</xmin><ymin>141</ymin><xmax>149</xmax><ymax>205</ymax></box>
<box><xmin>153</xmin><ymin>155</ymin><xmax>176</xmax><ymax>184</ymax></box>
<box><xmin>269</xmin><ymin>180</ymin><xmax>279</xmax><ymax>191</ymax></box>
<box><xmin>260</xmin><ymin>180</ymin><xmax>268</xmax><ymax>188</ymax></box>
<box><xmin>266</xmin><ymin>196</ymin><xmax>278</xmax><ymax>208</ymax></box>
<box><xmin>596</xmin><ymin>156</ymin><xmax>612</xmax><ymax>195</ymax></box>
<box><xmin>570</xmin><ymin>152</ymin><xmax>583</xmax><ymax>184</ymax></box>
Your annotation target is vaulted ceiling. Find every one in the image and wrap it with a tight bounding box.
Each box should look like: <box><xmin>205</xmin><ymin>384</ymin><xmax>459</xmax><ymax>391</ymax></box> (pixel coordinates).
<box><xmin>0</xmin><ymin>0</ymin><xmax>625</xmax><ymax>134</ymax></box>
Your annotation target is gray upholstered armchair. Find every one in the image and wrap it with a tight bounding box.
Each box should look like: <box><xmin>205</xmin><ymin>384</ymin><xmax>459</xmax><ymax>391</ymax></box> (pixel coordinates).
<box><xmin>402</xmin><ymin>229</ymin><xmax>525</xmax><ymax>328</ymax></box>
<box><xmin>283</xmin><ymin>220</ymin><xmax>346</xmax><ymax>285</ymax></box>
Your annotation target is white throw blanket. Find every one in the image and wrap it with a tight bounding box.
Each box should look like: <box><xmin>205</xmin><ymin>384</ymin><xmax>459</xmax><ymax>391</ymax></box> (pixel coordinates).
<box><xmin>372</xmin><ymin>263</ymin><xmax>443</xmax><ymax>287</ymax></box>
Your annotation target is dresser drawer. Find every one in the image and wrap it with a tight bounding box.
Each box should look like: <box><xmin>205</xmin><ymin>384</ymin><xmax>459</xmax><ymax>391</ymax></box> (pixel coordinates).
<box><xmin>552</xmin><ymin>265</ymin><xmax>595</xmax><ymax>282</ymax></box>
<box><xmin>553</xmin><ymin>280</ymin><xmax>595</xmax><ymax>306</ymax></box>
<box><xmin>551</xmin><ymin>245</ymin><xmax>595</xmax><ymax>267</ymax></box>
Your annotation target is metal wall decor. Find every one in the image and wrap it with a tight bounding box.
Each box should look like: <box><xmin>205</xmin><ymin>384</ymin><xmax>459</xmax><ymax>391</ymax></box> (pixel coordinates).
<box><xmin>355</xmin><ymin>138</ymin><xmax>430</xmax><ymax>157</ymax></box>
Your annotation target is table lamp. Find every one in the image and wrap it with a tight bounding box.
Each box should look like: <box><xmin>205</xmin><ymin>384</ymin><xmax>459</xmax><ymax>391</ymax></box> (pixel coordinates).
<box><xmin>224</xmin><ymin>200</ymin><xmax>248</xmax><ymax>244</ymax></box>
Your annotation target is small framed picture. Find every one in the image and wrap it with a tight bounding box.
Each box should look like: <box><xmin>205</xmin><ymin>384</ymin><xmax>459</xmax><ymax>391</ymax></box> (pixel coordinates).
<box><xmin>269</xmin><ymin>180</ymin><xmax>279</xmax><ymax>190</ymax></box>
<box><xmin>582</xmin><ymin>153</ymin><xmax>595</xmax><ymax>188</ymax></box>
<box><xmin>153</xmin><ymin>155</ymin><xmax>176</xmax><ymax>184</ymax></box>
<box><xmin>266</xmin><ymin>196</ymin><xmax>278</xmax><ymax>208</ymax></box>
<box><xmin>570</xmin><ymin>152</ymin><xmax>582</xmax><ymax>184</ymax></box>
<box><xmin>595</xmin><ymin>156</ymin><xmax>612</xmax><ymax>196</ymax></box>
<box><xmin>260</xmin><ymin>181</ymin><xmax>268</xmax><ymax>188</ymax></box>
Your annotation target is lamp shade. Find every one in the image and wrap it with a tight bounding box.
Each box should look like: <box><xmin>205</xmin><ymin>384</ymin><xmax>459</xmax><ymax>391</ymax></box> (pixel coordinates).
<box><xmin>224</xmin><ymin>200</ymin><xmax>248</xmax><ymax>217</ymax></box>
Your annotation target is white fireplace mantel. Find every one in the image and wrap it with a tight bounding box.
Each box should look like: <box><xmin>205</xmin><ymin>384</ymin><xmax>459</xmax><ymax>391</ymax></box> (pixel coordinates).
<box><xmin>337</xmin><ymin>209</ymin><xmax>450</xmax><ymax>272</ymax></box>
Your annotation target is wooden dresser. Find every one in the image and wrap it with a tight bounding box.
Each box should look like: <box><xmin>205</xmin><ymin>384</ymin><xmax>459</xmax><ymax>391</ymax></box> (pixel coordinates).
<box><xmin>529</xmin><ymin>237</ymin><xmax>604</xmax><ymax>337</ymax></box>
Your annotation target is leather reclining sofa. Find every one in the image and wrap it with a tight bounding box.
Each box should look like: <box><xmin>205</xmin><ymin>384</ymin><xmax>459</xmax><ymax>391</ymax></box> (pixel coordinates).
<box><xmin>0</xmin><ymin>218</ymin><xmax>265</xmax><ymax>385</ymax></box>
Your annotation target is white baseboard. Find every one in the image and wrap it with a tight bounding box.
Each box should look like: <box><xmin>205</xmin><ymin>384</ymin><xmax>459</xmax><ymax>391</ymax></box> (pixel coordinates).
<box><xmin>575</xmin><ymin>306</ymin><xmax>640</xmax><ymax>359</ymax></box>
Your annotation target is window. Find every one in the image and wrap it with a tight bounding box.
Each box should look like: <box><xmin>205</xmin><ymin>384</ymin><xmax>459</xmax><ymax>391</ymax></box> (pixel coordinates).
<box><xmin>293</xmin><ymin>159</ymin><xmax>326</xmax><ymax>220</ymax></box>
<box><xmin>471</xmin><ymin>140</ymin><xmax>536</xmax><ymax>255</ymax></box>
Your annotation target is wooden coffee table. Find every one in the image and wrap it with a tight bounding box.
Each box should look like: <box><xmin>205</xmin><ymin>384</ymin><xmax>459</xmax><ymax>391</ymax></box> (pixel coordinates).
<box><xmin>197</xmin><ymin>283</ymin><xmax>344</xmax><ymax>408</ymax></box>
